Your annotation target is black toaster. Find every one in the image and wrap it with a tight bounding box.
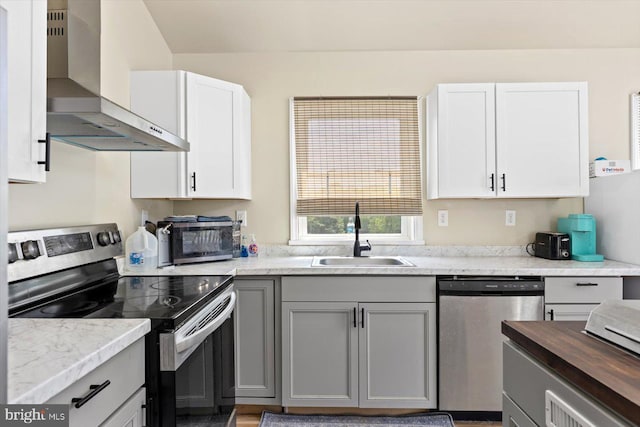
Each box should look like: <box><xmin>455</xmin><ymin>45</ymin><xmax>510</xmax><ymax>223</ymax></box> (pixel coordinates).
<box><xmin>534</xmin><ymin>232</ymin><xmax>571</xmax><ymax>260</ymax></box>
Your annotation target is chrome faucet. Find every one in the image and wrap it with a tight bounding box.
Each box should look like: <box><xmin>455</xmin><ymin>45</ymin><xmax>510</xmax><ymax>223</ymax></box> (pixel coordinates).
<box><xmin>353</xmin><ymin>202</ymin><xmax>372</xmax><ymax>257</ymax></box>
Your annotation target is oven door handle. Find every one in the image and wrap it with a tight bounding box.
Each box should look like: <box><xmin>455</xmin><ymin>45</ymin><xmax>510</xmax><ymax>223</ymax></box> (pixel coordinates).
<box><xmin>175</xmin><ymin>289</ymin><xmax>236</xmax><ymax>354</ymax></box>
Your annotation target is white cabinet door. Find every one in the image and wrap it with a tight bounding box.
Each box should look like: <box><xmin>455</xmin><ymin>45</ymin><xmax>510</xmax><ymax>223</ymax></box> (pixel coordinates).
<box><xmin>2</xmin><ymin>0</ymin><xmax>47</xmax><ymax>183</ymax></box>
<box><xmin>358</xmin><ymin>303</ymin><xmax>436</xmax><ymax>408</ymax></box>
<box><xmin>428</xmin><ymin>83</ymin><xmax>496</xmax><ymax>199</ymax></box>
<box><xmin>130</xmin><ymin>70</ymin><xmax>251</xmax><ymax>199</ymax></box>
<box><xmin>282</xmin><ymin>302</ymin><xmax>359</xmax><ymax>407</ymax></box>
<box><xmin>496</xmin><ymin>82</ymin><xmax>589</xmax><ymax>198</ymax></box>
<box><xmin>100</xmin><ymin>388</ymin><xmax>146</xmax><ymax>427</ymax></box>
<box><xmin>130</xmin><ymin>70</ymin><xmax>186</xmax><ymax>198</ymax></box>
<box><xmin>427</xmin><ymin>82</ymin><xmax>588</xmax><ymax>199</ymax></box>
<box><xmin>185</xmin><ymin>73</ymin><xmax>234</xmax><ymax>198</ymax></box>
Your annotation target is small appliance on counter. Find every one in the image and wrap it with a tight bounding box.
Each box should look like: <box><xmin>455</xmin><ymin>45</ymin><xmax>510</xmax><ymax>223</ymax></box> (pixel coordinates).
<box><xmin>586</xmin><ymin>300</ymin><xmax>640</xmax><ymax>355</ymax></box>
<box><xmin>157</xmin><ymin>215</ymin><xmax>239</xmax><ymax>266</ymax></box>
<box><xmin>533</xmin><ymin>232</ymin><xmax>571</xmax><ymax>260</ymax></box>
<box><xmin>557</xmin><ymin>214</ymin><xmax>604</xmax><ymax>261</ymax></box>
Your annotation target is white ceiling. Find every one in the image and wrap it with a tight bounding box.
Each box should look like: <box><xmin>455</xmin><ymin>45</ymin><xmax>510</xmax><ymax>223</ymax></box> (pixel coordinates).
<box><xmin>143</xmin><ymin>0</ymin><xmax>640</xmax><ymax>53</ymax></box>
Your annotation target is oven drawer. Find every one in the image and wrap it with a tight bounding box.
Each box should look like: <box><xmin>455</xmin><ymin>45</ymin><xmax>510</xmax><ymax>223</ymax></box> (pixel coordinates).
<box><xmin>46</xmin><ymin>338</ymin><xmax>145</xmax><ymax>427</ymax></box>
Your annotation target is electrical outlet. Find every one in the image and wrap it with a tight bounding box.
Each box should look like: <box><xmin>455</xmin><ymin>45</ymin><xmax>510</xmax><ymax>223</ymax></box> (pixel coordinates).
<box><xmin>438</xmin><ymin>210</ymin><xmax>449</xmax><ymax>227</ymax></box>
<box><xmin>236</xmin><ymin>210</ymin><xmax>247</xmax><ymax>227</ymax></box>
<box><xmin>141</xmin><ymin>209</ymin><xmax>149</xmax><ymax>226</ymax></box>
<box><xmin>505</xmin><ymin>210</ymin><xmax>516</xmax><ymax>226</ymax></box>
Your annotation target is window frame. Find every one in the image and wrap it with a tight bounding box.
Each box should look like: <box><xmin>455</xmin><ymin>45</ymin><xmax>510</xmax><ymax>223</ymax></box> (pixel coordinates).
<box><xmin>289</xmin><ymin>97</ymin><xmax>425</xmax><ymax>245</ymax></box>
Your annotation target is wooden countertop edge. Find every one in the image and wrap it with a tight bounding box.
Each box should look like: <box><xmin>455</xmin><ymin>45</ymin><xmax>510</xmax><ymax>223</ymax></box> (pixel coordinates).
<box><xmin>502</xmin><ymin>321</ymin><xmax>640</xmax><ymax>426</ymax></box>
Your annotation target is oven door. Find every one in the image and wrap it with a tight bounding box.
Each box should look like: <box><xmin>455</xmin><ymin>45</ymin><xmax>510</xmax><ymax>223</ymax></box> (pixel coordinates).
<box><xmin>158</xmin><ymin>286</ymin><xmax>236</xmax><ymax>427</ymax></box>
<box><xmin>170</xmin><ymin>222</ymin><xmax>234</xmax><ymax>264</ymax></box>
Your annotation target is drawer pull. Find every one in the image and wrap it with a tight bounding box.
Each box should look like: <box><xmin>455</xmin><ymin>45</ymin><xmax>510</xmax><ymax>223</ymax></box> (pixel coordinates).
<box><xmin>576</xmin><ymin>282</ymin><xmax>598</xmax><ymax>287</ymax></box>
<box><xmin>547</xmin><ymin>309</ymin><xmax>555</xmax><ymax>321</ymax></box>
<box><xmin>71</xmin><ymin>380</ymin><xmax>111</xmax><ymax>408</ymax></box>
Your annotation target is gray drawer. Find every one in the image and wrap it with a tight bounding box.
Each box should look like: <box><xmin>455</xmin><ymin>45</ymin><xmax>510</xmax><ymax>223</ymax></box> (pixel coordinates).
<box><xmin>502</xmin><ymin>392</ymin><xmax>537</xmax><ymax>427</ymax></box>
<box><xmin>545</xmin><ymin>277</ymin><xmax>622</xmax><ymax>303</ymax></box>
<box><xmin>47</xmin><ymin>338</ymin><xmax>145</xmax><ymax>427</ymax></box>
<box><xmin>282</xmin><ymin>276</ymin><xmax>435</xmax><ymax>302</ymax></box>
<box><xmin>503</xmin><ymin>341</ymin><xmax>630</xmax><ymax>426</ymax></box>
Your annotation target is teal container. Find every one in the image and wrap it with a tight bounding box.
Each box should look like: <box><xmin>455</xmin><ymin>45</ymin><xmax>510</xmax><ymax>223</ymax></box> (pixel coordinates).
<box><xmin>557</xmin><ymin>214</ymin><xmax>604</xmax><ymax>262</ymax></box>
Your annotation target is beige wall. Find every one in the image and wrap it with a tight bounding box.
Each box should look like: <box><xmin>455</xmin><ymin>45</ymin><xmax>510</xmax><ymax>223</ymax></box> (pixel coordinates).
<box><xmin>173</xmin><ymin>48</ymin><xmax>640</xmax><ymax>245</ymax></box>
<box><xmin>8</xmin><ymin>0</ymin><xmax>173</xmax><ymax>237</ymax></box>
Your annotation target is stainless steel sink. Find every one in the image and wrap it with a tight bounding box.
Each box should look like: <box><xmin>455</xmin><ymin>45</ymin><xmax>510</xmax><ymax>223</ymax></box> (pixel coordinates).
<box><xmin>311</xmin><ymin>256</ymin><xmax>415</xmax><ymax>267</ymax></box>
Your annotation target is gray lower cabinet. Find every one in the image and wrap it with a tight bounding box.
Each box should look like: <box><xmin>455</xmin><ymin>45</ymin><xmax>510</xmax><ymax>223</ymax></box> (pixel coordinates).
<box><xmin>234</xmin><ymin>278</ymin><xmax>280</xmax><ymax>404</ymax></box>
<box><xmin>503</xmin><ymin>341</ymin><xmax>630</xmax><ymax>427</ymax></box>
<box><xmin>283</xmin><ymin>302</ymin><xmax>359</xmax><ymax>407</ymax></box>
<box><xmin>544</xmin><ymin>304</ymin><xmax>599</xmax><ymax>321</ymax></box>
<box><xmin>544</xmin><ymin>277</ymin><xmax>623</xmax><ymax>322</ymax></box>
<box><xmin>359</xmin><ymin>302</ymin><xmax>436</xmax><ymax>408</ymax></box>
<box><xmin>281</xmin><ymin>276</ymin><xmax>437</xmax><ymax>409</ymax></box>
<box><xmin>101</xmin><ymin>388</ymin><xmax>146</xmax><ymax>427</ymax></box>
<box><xmin>502</xmin><ymin>393</ymin><xmax>537</xmax><ymax>427</ymax></box>
<box><xmin>47</xmin><ymin>338</ymin><xmax>145</xmax><ymax>427</ymax></box>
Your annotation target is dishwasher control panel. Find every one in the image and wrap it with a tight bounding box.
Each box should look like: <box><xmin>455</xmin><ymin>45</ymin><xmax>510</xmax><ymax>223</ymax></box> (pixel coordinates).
<box><xmin>438</xmin><ymin>277</ymin><xmax>544</xmax><ymax>293</ymax></box>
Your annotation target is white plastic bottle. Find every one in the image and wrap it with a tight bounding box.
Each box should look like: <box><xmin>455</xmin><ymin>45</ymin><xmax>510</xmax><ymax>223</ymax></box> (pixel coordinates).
<box><xmin>125</xmin><ymin>226</ymin><xmax>158</xmax><ymax>272</ymax></box>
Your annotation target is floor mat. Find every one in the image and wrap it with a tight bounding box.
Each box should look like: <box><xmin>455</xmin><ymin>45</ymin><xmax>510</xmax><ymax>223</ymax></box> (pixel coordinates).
<box><xmin>258</xmin><ymin>411</ymin><xmax>456</xmax><ymax>427</ymax></box>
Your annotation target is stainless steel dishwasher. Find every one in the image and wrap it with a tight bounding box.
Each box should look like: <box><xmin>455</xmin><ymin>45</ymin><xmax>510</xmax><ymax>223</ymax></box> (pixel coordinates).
<box><xmin>438</xmin><ymin>276</ymin><xmax>544</xmax><ymax>418</ymax></box>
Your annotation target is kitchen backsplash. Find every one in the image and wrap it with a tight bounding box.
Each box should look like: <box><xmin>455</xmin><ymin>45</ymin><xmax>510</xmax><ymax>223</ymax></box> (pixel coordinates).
<box><xmin>260</xmin><ymin>245</ymin><xmax>528</xmax><ymax>257</ymax></box>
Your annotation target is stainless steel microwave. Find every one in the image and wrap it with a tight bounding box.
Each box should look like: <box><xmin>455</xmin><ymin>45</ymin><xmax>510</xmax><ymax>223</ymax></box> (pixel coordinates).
<box><xmin>157</xmin><ymin>221</ymin><xmax>238</xmax><ymax>266</ymax></box>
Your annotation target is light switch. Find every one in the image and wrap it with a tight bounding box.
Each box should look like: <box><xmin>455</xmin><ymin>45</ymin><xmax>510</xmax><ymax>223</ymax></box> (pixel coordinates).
<box><xmin>438</xmin><ymin>210</ymin><xmax>449</xmax><ymax>227</ymax></box>
<box><xmin>505</xmin><ymin>210</ymin><xmax>516</xmax><ymax>226</ymax></box>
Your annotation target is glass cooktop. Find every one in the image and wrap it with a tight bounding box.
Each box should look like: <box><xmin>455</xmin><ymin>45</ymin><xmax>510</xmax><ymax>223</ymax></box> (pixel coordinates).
<box><xmin>12</xmin><ymin>275</ymin><xmax>233</xmax><ymax>326</ymax></box>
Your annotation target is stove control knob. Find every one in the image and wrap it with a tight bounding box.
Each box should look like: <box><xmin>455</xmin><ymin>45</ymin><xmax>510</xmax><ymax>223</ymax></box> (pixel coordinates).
<box><xmin>21</xmin><ymin>240</ymin><xmax>41</xmax><ymax>260</ymax></box>
<box><xmin>8</xmin><ymin>243</ymin><xmax>18</xmax><ymax>264</ymax></box>
<box><xmin>112</xmin><ymin>231</ymin><xmax>121</xmax><ymax>244</ymax></box>
<box><xmin>97</xmin><ymin>232</ymin><xmax>111</xmax><ymax>247</ymax></box>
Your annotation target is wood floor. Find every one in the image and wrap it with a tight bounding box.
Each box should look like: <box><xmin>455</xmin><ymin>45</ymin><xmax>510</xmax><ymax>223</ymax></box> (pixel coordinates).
<box><xmin>237</xmin><ymin>413</ymin><xmax>500</xmax><ymax>427</ymax></box>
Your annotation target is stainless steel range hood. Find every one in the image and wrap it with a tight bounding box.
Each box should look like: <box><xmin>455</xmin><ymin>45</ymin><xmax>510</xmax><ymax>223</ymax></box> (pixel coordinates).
<box><xmin>46</xmin><ymin>1</ymin><xmax>188</xmax><ymax>151</ymax></box>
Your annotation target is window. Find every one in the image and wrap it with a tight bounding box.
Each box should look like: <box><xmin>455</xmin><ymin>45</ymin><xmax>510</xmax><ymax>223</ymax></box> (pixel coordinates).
<box><xmin>290</xmin><ymin>97</ymin><xmax>423</xmax><ymax>244</ymax></box>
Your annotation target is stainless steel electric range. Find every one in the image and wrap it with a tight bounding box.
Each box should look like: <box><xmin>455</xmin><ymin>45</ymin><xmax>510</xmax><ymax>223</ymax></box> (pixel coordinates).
<box><xmin>7</xmin><ymin>224</ymin><xmax>236</xmax><ymax>427</ymax></box>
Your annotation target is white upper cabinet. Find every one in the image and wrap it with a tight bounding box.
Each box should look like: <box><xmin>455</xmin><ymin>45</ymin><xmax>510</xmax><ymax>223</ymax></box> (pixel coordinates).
<box><xmin>130</xmin><ymin>70</ymin><xmax>251</xmax><ymax>199</ymax></box>
<box><xmin>2</xmin><ymin>0</ymin><xmax>47</xmax><ymax>183</ymax></box>
<box><xmin>427</xmin><ymin>82</ymin><xmax>589</xmax><ymax>199</ymax></box>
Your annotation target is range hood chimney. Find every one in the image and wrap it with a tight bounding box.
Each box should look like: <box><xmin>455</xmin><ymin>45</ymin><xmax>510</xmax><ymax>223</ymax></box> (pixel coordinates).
<box><xmin>46</xmin><ymin>0</ymin><xmax>188</xmax><ymax>151</ymax></box>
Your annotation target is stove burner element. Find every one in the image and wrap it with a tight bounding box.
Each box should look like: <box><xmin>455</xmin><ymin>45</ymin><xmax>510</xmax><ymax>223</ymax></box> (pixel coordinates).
<box><xmin>149</xmin><ymin>277</ymin><xmax>217</xmax><ymax>291</ymax></box>
<box><xmin>41</xmin><ymin>301</ymin><xmax>100</xmax><ymax>316</ymax></box>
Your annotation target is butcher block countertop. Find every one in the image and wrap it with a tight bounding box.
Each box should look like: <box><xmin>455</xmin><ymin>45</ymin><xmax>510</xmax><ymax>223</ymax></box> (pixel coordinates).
<box><xmin>502</xmin><ymin>321</ymin><xmax>640</xmax><ymax>426</ymax></box>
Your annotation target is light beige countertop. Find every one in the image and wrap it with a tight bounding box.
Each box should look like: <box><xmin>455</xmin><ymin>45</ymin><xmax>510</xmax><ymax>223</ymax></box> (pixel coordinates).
<box><xmin>8</xmin><ymin>318</ymin><xmax>150</xmax><ymax>404</ymax></box>
<box><xmin>120</xmin><ymin>255</ymin><xmax>640</xmax><ymax>277</ymax></box>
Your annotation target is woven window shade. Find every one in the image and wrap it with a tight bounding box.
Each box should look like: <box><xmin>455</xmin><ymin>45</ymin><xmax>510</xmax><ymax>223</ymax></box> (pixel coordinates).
<box><xmin>293</xmin><ymin>97</ymin><xmax>423</xmax><ymax>216</ymax></box>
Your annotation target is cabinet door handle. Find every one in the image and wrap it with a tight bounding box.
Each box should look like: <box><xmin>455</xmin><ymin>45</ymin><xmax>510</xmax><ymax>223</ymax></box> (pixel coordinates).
<box><xmin>71</xmin><ymin>380</ymin><xmax>111</xmax><ymax>408</ymax></box>
<box><xmin>353</xmin><ymin>307</ymin><xmax>357</xmax><ymax>328</ymax></box>
<box><xmin>191</xmin><ymin>172</ymin><xmax>197</xmax><ymax>192</ymax></box>
<box><xmin>490</xmin><ymin>173</ymin><xmax>495</xmax><ymax>191</ymax></box>
<box><xmin>547</xmin><ymin>309</ymin><xmax>554</xmax><ymax>321</ymax></box>
<box><xmin>500</xmin><ymin>173</ymin><xmax>506</xmax><ymax>191</ymax></box>
<box><xmin>37</xmin><ymin>133</ymin><xmax>51</xmax><ymax>172</ymax></box>
<box><xmin>361</xmin><ymin>308</ymin><xmax>365</xmax><ymax>328</ymax></box>
<box><xmin>576</xmin><ymin>282</ymin><xmax>598</xmax><ymax>287</ymax></box>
